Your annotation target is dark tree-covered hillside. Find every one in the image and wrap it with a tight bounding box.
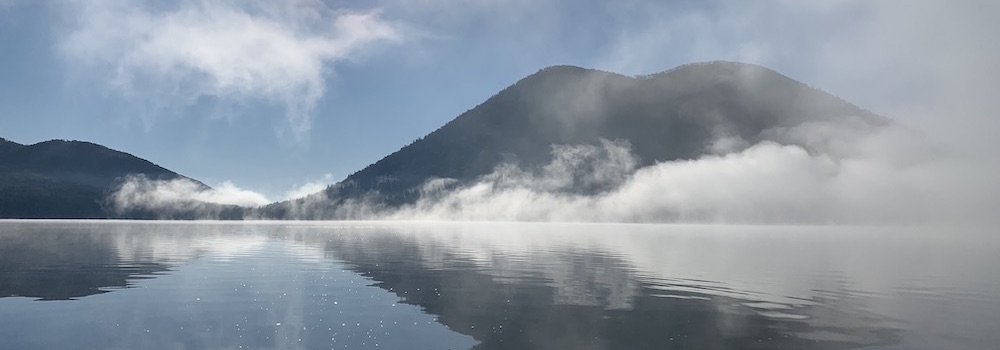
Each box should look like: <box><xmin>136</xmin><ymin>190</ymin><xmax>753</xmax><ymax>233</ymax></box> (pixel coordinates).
<box><xmin>0</xmin><ymin>139</ymin><xmax>212</xmax><ymax>219</ymax></box>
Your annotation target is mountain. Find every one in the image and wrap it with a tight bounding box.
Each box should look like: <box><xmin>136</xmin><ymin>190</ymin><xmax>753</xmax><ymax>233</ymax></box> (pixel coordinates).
<box><xmin>0</xmin><ymin>139</ymin><xmax>212</xmax><ymax>218</ymax></box>
<box><xmin>262</xmin><ymin>61</ymin><xmax>888</xmax><ymax>218</ymax></box>
<box><xmin>3</xmin><ymin>61</ymin><xmax>890</xmax><ymax>220</ymax></box>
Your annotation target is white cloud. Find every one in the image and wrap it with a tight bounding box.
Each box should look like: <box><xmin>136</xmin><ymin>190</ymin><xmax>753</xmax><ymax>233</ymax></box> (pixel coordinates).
<box><xmin>59</xmin><ymin>0</ymin><xmax>401</xmax><ymax>141</ymax></box>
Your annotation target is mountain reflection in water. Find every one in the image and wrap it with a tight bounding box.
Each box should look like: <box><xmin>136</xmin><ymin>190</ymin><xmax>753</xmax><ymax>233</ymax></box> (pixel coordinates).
<box><xmin>1</xmin><ymin>221</ymin><xmax>997</xmax><ymax>350</ymax></box>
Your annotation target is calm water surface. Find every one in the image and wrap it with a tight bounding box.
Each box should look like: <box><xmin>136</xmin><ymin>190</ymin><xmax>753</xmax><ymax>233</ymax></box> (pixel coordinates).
<box><xmin>0</xmin><ymin>221</ymin><xmax>997</xmax><ymax>349</ymax></box>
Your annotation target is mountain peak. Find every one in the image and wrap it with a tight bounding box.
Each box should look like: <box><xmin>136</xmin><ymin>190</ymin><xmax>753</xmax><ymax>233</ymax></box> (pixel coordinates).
<box><xmin>531</xmin><ymin>61</ymin><xmax>772</xmax><ymax>81</ymax></box>
<box><xmin>635</xmin><ymin>61</ymin><xmax>785</xmax><ymax>83</ymax></box>
<box><xmin>537</xmin><ymin>64</ymin><xmax>589</xmax><ymax>73</ymax></box>
<box><xmin>32</xmin><ymin>139</ymin><xmax>104</xmax><ymax>148</ymax></box>
<box><xmin>652</xmin><ymin>60</ymin><xmax>768</xmax><ymax>74</ymax></box>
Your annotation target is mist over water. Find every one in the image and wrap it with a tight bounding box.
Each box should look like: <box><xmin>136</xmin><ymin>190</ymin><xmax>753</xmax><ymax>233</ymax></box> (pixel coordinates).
<box><xmin>109</xmin><ymin>116</ymin><xmax>999</xmax><ymax>224</ymax></box>
<box><xmin>389</xmin><ymin>121</ymin><xmax>985</xmax><ymax>224</ymax></box>
<box><xmin>111</xmin><ymin>174</ymin><xmax>270</xmax><ymax>208</ymax></box>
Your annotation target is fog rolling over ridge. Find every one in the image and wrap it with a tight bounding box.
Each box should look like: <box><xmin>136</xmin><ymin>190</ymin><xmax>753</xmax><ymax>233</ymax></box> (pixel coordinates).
<box><xmin>110</xmin><ymin>61</ymin><xmax>997</xmax><ymax>224</ymax></box>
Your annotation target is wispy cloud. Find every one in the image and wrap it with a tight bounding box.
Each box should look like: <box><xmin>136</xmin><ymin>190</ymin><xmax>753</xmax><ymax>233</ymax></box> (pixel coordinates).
<box><xmin>59</xmin><ymin>0</ymin><xmax>401</xmax><ymax>141</ymax></box>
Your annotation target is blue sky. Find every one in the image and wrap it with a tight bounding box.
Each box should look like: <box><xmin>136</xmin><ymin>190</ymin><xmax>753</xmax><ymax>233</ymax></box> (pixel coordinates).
<box><xmin>1</xmin><ymin>0</ymin><xmax>996</xmax><ymax>201</ymax></box>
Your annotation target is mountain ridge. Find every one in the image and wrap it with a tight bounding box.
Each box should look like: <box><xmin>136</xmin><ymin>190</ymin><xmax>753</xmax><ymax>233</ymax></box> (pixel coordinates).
<box><xmin>2</xmin><ymin>61</ymin><xmax>892</xmax><ymax>220</ymax></box>
<box><xmin>261</xmin><ymin>61</ymin><xmax>889</xmax><ymax>218</ymax></box>
<box><xmin>0</xmin><ymin>138</ymin><xmax>211</xmax><ymax>218</ymax></box>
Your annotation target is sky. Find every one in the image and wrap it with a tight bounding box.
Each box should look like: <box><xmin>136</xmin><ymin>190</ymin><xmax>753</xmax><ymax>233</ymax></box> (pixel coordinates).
<box><xmin>1</xmin><ymin>0</ymin><xmax>997</xmax><ymax>202</ymax></box>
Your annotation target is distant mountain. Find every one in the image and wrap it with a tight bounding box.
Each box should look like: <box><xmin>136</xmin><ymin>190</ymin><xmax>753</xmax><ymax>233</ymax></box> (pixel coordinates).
<box><xmin>0</xmin><ymin>139</ymin><xmax>216</xmax><ymax>218</ymax></box>
<box><xmin>262</xmin><ymin>61</ymin><xmax>888</xmax><ymax>218</ymax></box>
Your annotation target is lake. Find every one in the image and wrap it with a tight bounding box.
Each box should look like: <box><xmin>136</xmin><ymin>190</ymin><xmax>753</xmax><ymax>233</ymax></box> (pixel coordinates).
<box><xmin>1</xmin><ymin>221</ymin><xmax>997</xmax><ymax>349</ymax></box>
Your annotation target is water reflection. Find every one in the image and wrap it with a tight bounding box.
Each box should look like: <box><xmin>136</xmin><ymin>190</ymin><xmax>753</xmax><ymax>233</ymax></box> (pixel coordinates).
<box><xmin>0</xmin><ymin>221</ymin><xmax>476</xmax><ymax>350</ymax></box>
<box><xmin>296</xmin><ymin>224</ymin><xmax>903</xmax><ymax>350</ymax></box>
<box><xmin>0</xmin><ymin>223</ymin><xmax>168</xmax><ymax>300</ymax></box>
<box><xmin>1</xmin><ymin>221</ymin><xmax>998</xmax><ymax>350</ymax></box>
